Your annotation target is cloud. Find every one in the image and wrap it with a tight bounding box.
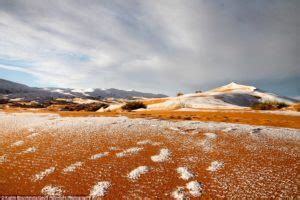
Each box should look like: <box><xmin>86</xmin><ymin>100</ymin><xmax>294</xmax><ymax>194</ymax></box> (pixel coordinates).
<box><xmin>0</xmin><ymin>0</ymin><xmax>299</xmax><ymax>96</ymax></box>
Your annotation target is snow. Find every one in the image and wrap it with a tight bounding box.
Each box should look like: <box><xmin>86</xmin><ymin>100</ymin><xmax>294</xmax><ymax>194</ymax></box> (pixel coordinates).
<box><xmin>137</xmin><ymin>140</ymin><xmax>161</xmax><ymax>146</ymax></box>
<box><xmin>11</xmin><ymin>140</ymin><xmax>24</xmax><ymax>147</ymax></box>
<box><xmin>207</xmin><ymin>161</ymin><xmax>224</xmax><ymax>172</ymax></box>
<box><xmin>22</xmin><ymin>147</ymin><xmax>37</xmax><ymax>154</ymax></box>
<box><xmin>71</xmin><ymin>88</ymin><xmax>94</xmax><ymax>96</ymax></box>
<box><xmin>177</xmin><ymin>167</ymin><xmax>195</xmax><ymax>180</ymax></box>
<box><xmin>41</xmin><ymin>185</ymin><xmax>63</xmax><ymax>196</ymax></box>
<box><xmin>33</xmin><ymin>167</ymin><xmax>55</xmax><ymax>181</ymax></box>
<box><xmin>151</xmin><ymin>148</ymin><xmax>171</xmax><ymax>162</ymax></box>
<box><xmin>0</xmin><ymin>155</ymin><xmax>7</xmax><ymax>163</ymax></box>
<box><xmin>27</xmin><ymin>132</ymin><xmax>39</xmax><ymax>139</ymax></box>
<box><xmin>116</xmin><ymin>147</ymin><xmax>143</xmax><ymax>157</ymax></box>
<box><xmin>97</xmin><ymin>103</ymin><xmax>125</xmax><ymax>112</ymax></box>
<box><xmin>90</xmin><ymin>152</ymin><xmax>109</xmax><ymax>160</ymax></box>
<box><xmin>72</xmin><ymin>98</ymin><xmax>99</xmax><ymax>104</ymax></box>
<box><xmin>63</xmin><ymin>162</ymin><xmax>83</xmax><ymax>173</ymax></box>
<box><xmin>128</xmin><ymin>166</ymin><xmax>150</xmax><ymax>180</ymax></box>
<box><xmin>89</xmin><ymin>181</ymin><xmax>111</xmax><ymax>197</ymax></box>
<box><xmin>147</xmin><ymin>82</ymin><xmax>297</xmax><ymax>110</ymax></box>
<box><xmin>172</xmin><ymin>181</ymin><xmax>204</xmax><ymax>199</ymax></box>
<box><xmin>172</xmin><ymin>187</ymin><xmax>187</xmax><ymax>200</ymax></box>
<box><xmin>204</xmin><ymin>132</ymin><xmax>218</xmax><ymax>139</ymax></box>
<box><xmin>186</xmin><ymin>181</ymin><xmax>203</xmax><ymax>197</ymax></box>
<box><xmin>51</xmin><ymin>89</ymin><xmax>73</xmax><ymax>96</ymax></box>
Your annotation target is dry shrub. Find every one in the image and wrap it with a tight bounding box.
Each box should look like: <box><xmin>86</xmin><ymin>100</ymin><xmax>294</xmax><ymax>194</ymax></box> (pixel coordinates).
<box><xmin>121</xmin><ymin>101</ymin><xmax>147</xmax><ymax>111</ymax></box>
<box><xmin>251</xmin><ymin>101</ymin><xmax>288</xmax><ymax>110</ymax></box>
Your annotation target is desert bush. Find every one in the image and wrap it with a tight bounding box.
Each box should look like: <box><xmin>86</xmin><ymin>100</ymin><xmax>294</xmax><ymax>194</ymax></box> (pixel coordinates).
<box><xmin>251</xmin><ymin>101</ymin><xmax>288</xmax><ymax>110</ymax></box>
<box><xmin>177</xmin><ymin>92</ymin><xmax>184</xmax><ymax>96</ymax></box>
<box><xmin>195</xmin><ymin>90</ymin><xmax>202</xmax><ymax>93</ymax></box>
<box><xmin>61</xmin><ymin>103</ymin><xmax>108</xmax><ymax>112</ymax></box>
<box><xmin>122</xmin><ymin>101</ymin><xmax>146</xmax><ymax>111</ymax></box>
<box><xmin>0</xmin><ymin>99</ymin><xmax>9</xmax><ymax>104</ymax></box>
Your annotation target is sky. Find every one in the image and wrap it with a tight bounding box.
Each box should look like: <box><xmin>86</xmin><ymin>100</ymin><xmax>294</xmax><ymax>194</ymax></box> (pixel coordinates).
<box><xmin>0</xmin><ymin>0</ymin><xmax>299</xmax><ymax>97</ymax></box>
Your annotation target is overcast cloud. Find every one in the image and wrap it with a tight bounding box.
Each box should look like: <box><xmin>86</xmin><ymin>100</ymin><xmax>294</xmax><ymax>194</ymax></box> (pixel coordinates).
<box><xmin>0</xmin><ymin>0</ymin><xmax>299</xmax><ymax>96</ymax></box>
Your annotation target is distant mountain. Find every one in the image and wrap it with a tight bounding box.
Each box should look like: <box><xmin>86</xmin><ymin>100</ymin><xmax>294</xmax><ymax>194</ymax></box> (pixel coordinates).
<box><xmin>0</xmin><ymin>79</ymin><xmax>167</xmax><ymax>101</ymax></box>
<box><xmin>148</xmin><ymin>82</ymin><xmax>298</xmax><ymax>110</ymax></box>
<box><xmin>0</xmin><ymin>79</ymin><xmax>33</xmax><ymax>94</ymax></box>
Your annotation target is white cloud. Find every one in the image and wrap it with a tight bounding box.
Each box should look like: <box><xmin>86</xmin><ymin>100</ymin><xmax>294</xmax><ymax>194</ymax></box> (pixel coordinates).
<box><xmin>0</xmin><ymin>0</ymin><xmax>299</xmax><ymax>95</ymax></box>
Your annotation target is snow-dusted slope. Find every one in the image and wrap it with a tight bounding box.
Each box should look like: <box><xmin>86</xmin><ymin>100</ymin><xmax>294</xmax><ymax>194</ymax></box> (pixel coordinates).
<box><xmin>148</xmin><ymin>82</ymin><xmax>298</xmax><ymax>110</ymax></box>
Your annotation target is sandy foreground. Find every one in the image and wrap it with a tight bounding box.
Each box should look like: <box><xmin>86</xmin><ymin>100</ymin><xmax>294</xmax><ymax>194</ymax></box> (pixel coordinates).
<box><xmin>0</xmin><ymin>111</ymin><xmax>299</xmax><ymax>199</ymax></box>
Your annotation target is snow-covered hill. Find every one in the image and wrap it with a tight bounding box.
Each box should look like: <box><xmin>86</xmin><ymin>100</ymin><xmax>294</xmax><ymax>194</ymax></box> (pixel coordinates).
<box><xmin>148</xmin><ymin>82</ymin><xmax>298</xmax><ymax>110</ymax></box>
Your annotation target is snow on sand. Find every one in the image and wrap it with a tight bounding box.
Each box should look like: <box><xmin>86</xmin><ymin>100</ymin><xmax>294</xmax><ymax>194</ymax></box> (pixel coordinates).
<box><xmin>128</xmin><ymin>166</ymin><xmax>150</xmax><ymax>180</ymax></box>
<box><xmin>63</xmin><ymin>162</ymin><xmax>83</xmax><ymax>173</ymax></box>
<box><xmin>22</xmin><ymin>147</ymin><xmax>37</xmax><ymax>154</ymax></box>
<box><xmin>207</xmin><ymin>161</ymin><xmax>224</xmax><ymax>172</ymax></box>
<box><xmin>172</xmin><ymin>181</ymin><xmax>203</xmax><ymax>199</ymax></box>
<box><xmin>177</xmin><ymin>167</ymin><xmax>195</xmax><ymax>180</ymax></box>
<box><xmin>33</xmin><ymin>167</ymin><xmax>55</xmax><ymax>181</ymax></box>
<box><xmin>90</xmin><ymin>152</ymin><xmax>109</xmax><ymax>160</ymax></box>
<box><xmin>11</xmin><ymin>140</ymin><xmax>24</xmax><ymax>147</ymax></box>
<box><xmin>116</xmin><ymin>147</ymin><xmax>143</xmax><ymax>158</ymax></box>
<box><xmin>41</xmin><ymin>185</ymin><xmax>63</xmax><ymax>196</ymax></box>
<box><xmin>89</xmin><ymin>181</ymin><xmax>111</xmax><ymax>197</ymax></box>
<box><xmin>151</xmin><ymin>148</ymin><xmax>171</xmax><ymax>162</ymax></box>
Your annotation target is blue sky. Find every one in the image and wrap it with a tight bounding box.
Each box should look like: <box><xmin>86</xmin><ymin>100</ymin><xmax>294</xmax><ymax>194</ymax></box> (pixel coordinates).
<box><xmin>0</xmin><ymin>0</ymin><xmax>299</xmax><ymax>97</ymax></box>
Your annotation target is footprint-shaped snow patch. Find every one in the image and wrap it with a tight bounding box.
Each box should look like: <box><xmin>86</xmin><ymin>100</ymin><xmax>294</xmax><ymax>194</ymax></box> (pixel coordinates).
<box><xmin>172</xmin><ymin>181</ymin><xmax>204</xmax><ymax>199</ymax></box>
<box><xmin>41</xmin><ymin>185</ymin><xmax>63</xmax><ymax>196</ymax></box>
<box><xmin>11</xmin><ymin>140</ymin><xmax>24</xmax><ymax>147</ymax></box>
<box><xmin>90</xmin><ymin>152</ymin><xmax>109</xmax><ymax>160</ymax></box>
<box><xmin>207</xmin><ymin>161</ymin><xmax>224</xmax><ymax>172</ymax></box>
<box><xmin>116</xmin><ymin>147</ymin><xmax>143</xmax><ymax>158</ymax></box>
<box><xmin>137</xmin><ymin>140</ymin><xmax>161</xmax><ymax>146</ymax></box>
<box><xmin>172</xmin><ymin>187</ymin><xmax>187</xmax><ymax>200</ymax></box>
<box><xmin>63</xmin><ymin>162</ymin><xmax>83</xmax><ymax>173</ymax></box>
<box><xmin>186</xmin><ymin>181</ymin><xmax>203</xmax><ymax>197</ymax></box>
<box><xmin>89</xmin><ymin>181</ymin><xmax>111</xmax><ymax>197</ymax></box>
<box><xmin>128</xmin><ymin>166</ymin><xmax>150</xmax><ymax>180</ymax></box>
<box><xmin>151</xmin><ymin>148</ymin><xmax>171</xmax><ymax>162</ymax></box>
<box><xmin>27</xmin><ymin>133</ymin><xmax>39</xmax><ymax>139</ymax></box>
<box><xmin>176</xmin><ymin>167</ymin><xmax>194</xmax><ymax>180</ymax></box>
<box><xmin>22</xmin><ymin>147</ymin><xmax>37</xmax><ymax>154</ymax></box>
<box><xmin>33</xmin><ymin>167</ymin><xmax>55</xmax><ymax>181</ymax></box>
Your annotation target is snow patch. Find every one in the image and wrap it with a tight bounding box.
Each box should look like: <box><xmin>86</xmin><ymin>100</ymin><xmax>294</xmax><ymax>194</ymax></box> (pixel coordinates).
<box><xmin>27</xmin><ymin>132</ymin><xmax>39</xmax><ymax>139</ymax></box>
<box><xmin>204</xmin><ymin>132</ymin><xmax>218</xmax><ymax>139</ymax></box>
<box><xmin>0</xmin><ymin>155</ymin><xmax>7</xmax><ymax>164</ymax></box>
<box><xmin>151</xmin><ymin>148</ymin><xmax>171</xmax><ymax>162</ymax></box>
<box><xmin>186</xmin><ymin>181</ymin><xmax>203</xmax><ymax>197</ymax></box>
<box><xmin>41</xmin><ymin>185</ymin><xmax>63</xmax><ymax>196</ymax></box>
<box><xmin>90</xmin><ymin>152</ymin><xmax>109</xmax><ymax>160</ymax></box>
<box><xmin>116</xmin><ymin>147</ymin><xmax>143</xmax><ymax>158</ymax></box>
<box><xmin>137</xmin><ymin>140</ymin><xmax>161</xmax><ymax>146</ymax></box>
<box><xmin>177</xmin><ymin>167</ymin><xmax>195</xmax><ymax>180</ymax></box>
<box><xmin>207</xmin><ymin>161</ymin><xmax>224</xmax><ymax>172</ymax></box>
<box><xmin>22</xmin><ymin>147</ymin><xmax>37</xmax><ymax>154</ymax></box>
<box><xmin>63</xmin><ymin>162</ymin><xmax>83</xmax><ymax>173</ymax></box>
<box><xmin>11</xmin><ymin>140</ymin><xmax>24</xmax><ymax>147</ymax></box>
<box><xmin>128</xmin><ymin>166</ymin><xmax>150</xmax><ymax>180</ymax></box>
<box><xmin>222</xmin><ymin>127</ymin><xmax>237</xmax><ymax>133</ymax></box>
<box><xmin>89</xmin><ymin>181</ymin><xmax>111</xmax><ymax>197</ymax></box>
<box><xmin>172</xmin><ymin>187</ymin><xmax>187</xmax><ymax>200</ymax></box>
<box><xmin>33</xmin><ymin>167</ymin><xmax>55</xmax><ymax>181</ymax></box>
